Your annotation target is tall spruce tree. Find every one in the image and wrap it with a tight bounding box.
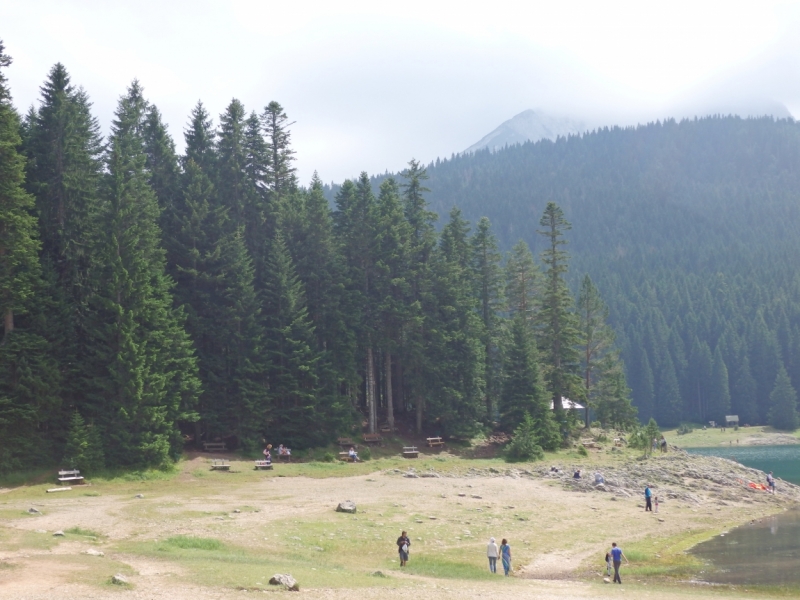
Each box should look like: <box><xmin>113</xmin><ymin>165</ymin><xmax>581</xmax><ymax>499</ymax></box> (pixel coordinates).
<box><xmin>536</xmin><ymin>202</ymin><xmax>580</xmax><ymax>427</ymax></box>
<box><xmin>22</xmin><ymin>63</ymin><xmax>103</xmax><ymax>415</ymax></box>
<box><xmin>262</xmin><ymin>233</ymin><xmax>322</xmax><ymax>446</ymax></box>
<box><xmin>577</xmin><ymin>274</ymin><xmax>615</xmax><ymax>427</ymax></box>
<box><xmin>707</xmin><ymin>346</ymin><xmax>731</xmax><ymax>424</ymax></box>
<box><xmin>505</xmin><ymin>240</ymin><xmax>539</xmax><ymax>321</ymax></box>
<box><xmin>84</xmin><ymin>81</ymin><xmax>200</xmax><ymax>467</ymax></box>
<box><xmin>471</xmin><ymin>217</ymin><xmax>505</xmax><ymax>421</ymax></box>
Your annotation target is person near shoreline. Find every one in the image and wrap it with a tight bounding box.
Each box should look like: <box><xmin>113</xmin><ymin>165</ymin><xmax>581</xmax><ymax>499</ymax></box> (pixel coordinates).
<box><xmin>604</xmin><ymin>550</ymin><xmax>612</xmax><ymax>576</ymax></box>
<box><xmin>609</xmin><ymin>542</ymin><xmax>629</xmax><ymax>584</ymax></box>
<box><xmin>487</xmin><ymin>537</ymin><xmax>499</xmax><ymax>573</ymax></box>
<box><xmin>500</xmin><ymin>538</ymin><xmax>512</xmax><ymax>576</ymax></box>
<box><xmin>397</xmin><ymin>530</ymin><xmax>411</xmax><ymax>566</ymax></box>
<box><xmin>767</xmin><ymin>471</ymin><xmax>775</xmax><ymax>494</ymax></box>
<box><xmin>654</xmin><ymin>495</ymin><xmax>659</xmax><ymax>513</ymax></box>
<box><xmin>644</xmin><ymin>484</ymin><xmax>653</xmax><ymax>511</ymax></box>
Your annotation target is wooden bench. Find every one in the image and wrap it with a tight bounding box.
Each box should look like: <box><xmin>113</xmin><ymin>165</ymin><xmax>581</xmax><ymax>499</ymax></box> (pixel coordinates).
<box><xmin>363</xmin><ymin>433</ymin><xmax>383</xmax><ymax>445</ymax></box>
<box><xmin>277</xmin><ymin>453</ymin><xmax>291</xmax><ymax>462</ymax></box>
<box><xmin>210</xmin><ymin>459</ymin><xmax>230</xmax><ymax>470</ymax></box>
<box><xmin>58</xmin><ymin>469</ymin><xmax>85</xmax><ymax>484</ymax></box>
<box><xmin>337</xmin><ymin>437</ymin><xmax>355</xmax><ymax>447</ymax></box>
<box><xmin>379</xmin><ymin>424</ymin><xmax>392</xmax><ymax>433</ymax></box>
<box><xmin>402</xmin><ymin>446</ymin><xmax>419</xmax><ymax>458</ymax></box>
<box><xmin>203</xmin><ymin>441</ymin><xmax>227</xmax><ymax>452</ymax></box>
<box><xmin>426</xmin><ymin>437</ymin><xmax>444</xmax><ymax>448</ymax></box>
<box><xmin>338</xmin><ymin>452</ymin><xmax>356</xmax><ymax>462</ymax></box>
<box><xmin>254</xmin><ymin>460</ymin><xmax>273</xmax><ymax>470</ymax></box>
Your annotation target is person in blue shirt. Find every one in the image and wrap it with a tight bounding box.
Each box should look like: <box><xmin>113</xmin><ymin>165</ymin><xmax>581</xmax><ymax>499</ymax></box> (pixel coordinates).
<box><xmin>644</xmin><ymin>485</ymin><xmax>653</xmax><ymax>511</ymax></box>
<box><xmin>609</xmin><ymin>542</ymin><xmax>629</xmax><ymax>583</ymax></box>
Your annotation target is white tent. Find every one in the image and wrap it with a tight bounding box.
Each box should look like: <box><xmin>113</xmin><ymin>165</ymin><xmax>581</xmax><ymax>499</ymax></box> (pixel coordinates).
<box><xmin>550</xmin><ymin>397</ymin><xmax>584</xmax><ymax>410</ymax></box>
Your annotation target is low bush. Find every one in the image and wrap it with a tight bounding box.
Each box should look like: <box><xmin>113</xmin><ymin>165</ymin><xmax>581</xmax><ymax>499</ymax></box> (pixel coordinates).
<box><xmin>360</xmin><ymin>446</ymin><xmax>371</xmax><ymax>461</ymax></box>
<box><xmin>577</xmin><ymin>445</ymin><xmax>588</xmax><ymax>457</ymax></box>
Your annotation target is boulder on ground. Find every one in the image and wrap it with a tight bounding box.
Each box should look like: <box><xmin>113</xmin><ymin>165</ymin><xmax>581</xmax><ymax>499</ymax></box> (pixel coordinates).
<box><xmin>82</xmin><ymin>548</ymin><xmax>104</xmax><ymax>557</ymax></box>
<box><xmin>336</xmin><ymin>501</ymin><xmax>357</xmax><ymax>514</ymax></box>
<box><xmin>269</xmin><ymin>573</ymin><xmax>299</xmax><ymax>591</ymax></box>
<box><xmin>53</xmin><ymin>530</ymin><xmax>65</xmax><ymax>537</ymax></box>
<box><xmin>28</xmin><ymin>507</ymin><xmax>41</xmax><ymax>514</ymax></box>
<box><xmin>111</xmin><ymin>574</ymin><xmax>129</xmax><ymax>585</ymax></box>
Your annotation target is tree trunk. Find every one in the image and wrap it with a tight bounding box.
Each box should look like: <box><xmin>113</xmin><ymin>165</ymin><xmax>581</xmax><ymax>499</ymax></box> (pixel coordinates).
<box><xmin>416</xmin><ymin>394</ymin><xmax>423</xmax><ymax>435</ymax></box>
<box><xmin>366</xmin><ymin>345</ymin><xmax>376</xmax><ymax>434</ymax></box>
<box><xmin>3</xmin><ymin>308</ymin><xmax>13</xmax><ymax>342</ymax></box>
<box><xmin>385</xmin><ymin>350</ymin><xmax>394</xmax><ymax>430</ymax></box>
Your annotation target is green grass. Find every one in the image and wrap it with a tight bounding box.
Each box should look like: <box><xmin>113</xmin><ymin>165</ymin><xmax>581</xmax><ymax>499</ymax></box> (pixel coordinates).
<box><xmin>664</xmin><ymin>424</ymin><xmax>800</xmax><ymax>448</ymax></box>
<box><xmin>163</xmin><ymin>535</ymin><xmax>224</xmax><ymax>551</ymax></box>
<box><xmin>64</xmin><ymin>526</ymin><xmax>102</xmax><ymax>538</ymax></box>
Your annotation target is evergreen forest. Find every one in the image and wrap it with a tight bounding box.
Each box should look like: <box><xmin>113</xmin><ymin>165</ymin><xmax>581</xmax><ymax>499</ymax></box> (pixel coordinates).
<box><xmin>343</xmin><ymin>114</ymin><xmax>800</xmax><ymax>431</ymax></box>
<box><xmin>0</xmin><ymin>45</ymin><xmax>640</xmax><ymax>472</ymax></box>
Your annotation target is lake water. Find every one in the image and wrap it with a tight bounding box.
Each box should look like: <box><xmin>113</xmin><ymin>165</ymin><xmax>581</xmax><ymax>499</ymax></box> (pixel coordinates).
<box><xmin>685</xmin><ymin>445</ymin><xmax>800</xmax><ymax>485</ymax></box>
<box><xmin>686</xmin><ymin>444</ymin><xmax>800</xmax><ymax>586</ymax></box>
<box><xmin>690</xmin><ymin>510</ymin><xmax>800</xmax><ymax>586</ymax></box>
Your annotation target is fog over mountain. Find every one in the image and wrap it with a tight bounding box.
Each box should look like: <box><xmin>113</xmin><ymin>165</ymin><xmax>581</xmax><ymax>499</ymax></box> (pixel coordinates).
<box><xmin>464</xmin><ymin>110</ymin><xmax>587</xmax><ymax>153</ymax></box>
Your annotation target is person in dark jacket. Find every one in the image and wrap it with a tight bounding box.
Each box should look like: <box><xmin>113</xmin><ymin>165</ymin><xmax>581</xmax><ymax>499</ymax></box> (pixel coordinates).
<box><xmin>397</xmin><ymin>530</ymin><xmax>411</xmax><ymax>566</ymax></box>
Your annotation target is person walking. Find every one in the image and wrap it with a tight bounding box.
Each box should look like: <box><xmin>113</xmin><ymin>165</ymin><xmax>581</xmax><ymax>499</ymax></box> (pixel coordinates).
<box><xmin>644</xmin><ymin>484</ymin><xmax>653</xmax><ymax>512</ymax></box>
<box><xmin>487</xmin><ymin>537</ymin><xmax>499</xmax><ymax>573</ymax></box>
<box><xmin>767</xmin><ymin>471</ymin><xmax>776</xmax><ymax>494</ymax></box>
<box><xmin>500</xmin><ymin>538</ymin><xmax>512</xmax><ymax>576</ymax></box>
<box><xmin>397</xmin><ymin>530</ymin><xmax>411</xmax><ymax>566</ymax></box>
<box><xmin>609</xmin><ymin>542</ymin><xmax>629</xmax><ymax>584</ymax></box>
<box><xmin>654</xmin><ymin>495</ymin><xmax>659</xmax><ymax>513</ymax></box>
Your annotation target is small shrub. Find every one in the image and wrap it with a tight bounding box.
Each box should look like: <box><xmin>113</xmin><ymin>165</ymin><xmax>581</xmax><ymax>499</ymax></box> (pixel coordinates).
<box><xmin>360</xmin><ymin>446</ymin><xmax>371</xmax><ymax>461</ymax></box>
<box><xmin>677</xmin><ymin>423</ymin><xmax>693</xmax><ymax>436</ymax></box>
<box><xmin>591</xmin><ymin>421</ymin><xmax>601</xmax><ymax>428</ymax></box>
<box><xmin>65</xmin><ymin>526</ymin><xmax>101</xmax><ymax>538</ymax></box>
<box><xmin>505</xmin><ymin>414</ymin><xmax>545</xmax><ymax>462</ymax></box>
<box><xmin>577</xmin><ymin>445</ymin><xmax>588</xmax><ymax>457</ymax></box>
<box><xmin>596</xmin><ymin>433</ymin><xmax>608</xmax><ymax>443</ymax></box>
<box><xmin>321</xmin><ymin>452</ymin><xmax>335</xmax><ymax>463</ymax></box>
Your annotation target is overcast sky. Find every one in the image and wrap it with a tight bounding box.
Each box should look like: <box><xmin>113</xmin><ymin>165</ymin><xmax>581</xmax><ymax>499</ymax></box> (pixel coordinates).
<box><xmin>3</xmin><ymin>0</ymin><xmax>800</xmax><ymax>184</ymax></box>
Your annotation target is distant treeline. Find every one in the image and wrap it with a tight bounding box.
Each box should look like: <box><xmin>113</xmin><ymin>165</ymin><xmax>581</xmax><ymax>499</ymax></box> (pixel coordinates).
<box><xmin>338</xmin><ymin>115</ymin><xmax>800</xmax><ymax>431</ymax></box>
<box><xmin>0</xmin><ymin>43</ymin><xmax>636</xmax><ymax>472</ymax></box>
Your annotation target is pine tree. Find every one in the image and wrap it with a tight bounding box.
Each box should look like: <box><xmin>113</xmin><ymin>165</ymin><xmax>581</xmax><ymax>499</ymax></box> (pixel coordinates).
<box><xmin>401</xmin><ymin>160</ymin><xmax>438</xmax><ymax>433</ymax></box>
<box><xmin>768</xmin><ymin>365</ymin><xmax>798</xmax><ymax>431</ymax></box>
<box><xmin>577</xmin><ymin>274</ymin><xmax>615</xmax><ymax>427</ymax></box>
<box><xmin>536</xmin><ymin>202</ymin><xmax>581</xmax><ymax>426</ymax></box>
<box><xmin>374</xmin><ymin>177</ymin><xmax>411</xmax><ymax>430</ymax></box>
<box><xmin>262</xmin><ymin>101</ymin><xmax>296</xmax><ymax>199</ymax></box>
<box><xmin>592</xmin><ymin>351</ymin><xmax>638</xmax><ymax>428</ymax></box>
<box><xmin>471</xmin><ymin>217</ymin><xmax>505</xmax><ymax>421</ymax></box>
<box><xmin>262</xmin><ymin>233</ymin><xmax>323</xmax><ymax>446</ymax></box>
<box><xmin>0</xmin><ymin>41</ymin><xmax>40</xmax><ymax>342</ymax></box>
<box><xmin>22</xmin><ymin>63</ymin><xmax>103</xmax><ymax>414</ymax></box>
<box><xmin>500</xmin><ymin>313</ymin><xmax>553</xmax><ymax>445</ymax></box>
<box><xmin>505</xmin><ymin>240</ymin><xmax>539</xmax><ymax>321</ymax></box>
<box><xmin>84</xmin><ymin>81</ymin><xmax>200</xmax><ymax>467</ymax></box>
<box><xmin>63</xmin><ymin>410</ymin><xmax>105</xmax><ymax>474</ymax></box>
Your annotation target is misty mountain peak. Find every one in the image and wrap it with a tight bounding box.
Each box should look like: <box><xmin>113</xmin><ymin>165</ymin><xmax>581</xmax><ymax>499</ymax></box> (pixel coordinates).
<box><xmin>465</xmin><ymin>109</ymin><xmax>587</xmax><ymax>153</ymax></box>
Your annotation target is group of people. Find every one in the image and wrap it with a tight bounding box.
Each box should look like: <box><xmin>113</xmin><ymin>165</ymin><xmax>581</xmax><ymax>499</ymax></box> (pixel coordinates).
<box><xmin>261</xmin><ymin>444</ymin><xmax>292</xmax><ymax>464</ymax></box>
<box><xmin>651</xmin><ymin>435</ymin><xmax>668</xmax><ymax>453</ymax></box>
<box><xmin>393</xmin><ymin>531</ymin><xmax>512</xmax><ymax>576</ymax></box>
<box><xmin>644</xmin><ymin>484</ymin><xmax>659</xmax><ymax>512</ymax></box>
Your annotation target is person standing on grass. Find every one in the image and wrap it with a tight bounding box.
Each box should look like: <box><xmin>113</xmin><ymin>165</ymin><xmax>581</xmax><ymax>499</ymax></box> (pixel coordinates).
<box><xmin>609</xmin><ymin>542</ymin><xmax>629</xmax><ymax>584</ymax></box>
<box><xmin>644</xmin><ymin>484</ymin><xmax>653</xmax><ymax>511</ymax></box>
<box><xmin>500</xmin><ymin>538</ymin><xmax>512</xmax><ymax>576</ymax></box>
<box><xmin>487</xmin><ymin>537</ymin><xmax>499</xmax><ymax>573</ymax></box>
<box><xmin>767</xmin><ymin>471</ymin><xmax>775</xmax><ymax>494</ymax></box>
<box><xmin>397</xmin><ymin>530</ymin><xmax>411</xmax><ymax>566</ymax></box>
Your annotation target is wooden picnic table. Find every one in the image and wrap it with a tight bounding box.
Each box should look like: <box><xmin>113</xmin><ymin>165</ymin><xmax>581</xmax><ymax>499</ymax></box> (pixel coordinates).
<box><xmin>363</xmin><ymin>433</ymin><xmax>383</xmax><ymax>445</ymax></box>
<box><xmin>210</xmin><ymin>459</ymin><xmax>230</xmax><ymax>470</ymax></box>
<box><xmin>426</xmin><ymin>436</ymin><xmax>444</xmax><ymax>448</ymax></box>
<box><xmin>338</xmin><ymin>452</ymin><xmax>356</xmax><ymax>462</ymax></box>
<box><xmin>254</xmin><ymin>460</ymin><xmax>273</xmax><ymax>470</ymax></box>
<box><xmin>402</xmin><ymin>446</ymin><xmax>419</xmax><ymax>458</ymax></box>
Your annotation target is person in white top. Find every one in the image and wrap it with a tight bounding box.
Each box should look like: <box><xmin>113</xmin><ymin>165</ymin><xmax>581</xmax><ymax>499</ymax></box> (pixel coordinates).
<box><xmin>487</xmin><ymin>537</ymin><xmax>499</xmax><ymax>573</ymax></box>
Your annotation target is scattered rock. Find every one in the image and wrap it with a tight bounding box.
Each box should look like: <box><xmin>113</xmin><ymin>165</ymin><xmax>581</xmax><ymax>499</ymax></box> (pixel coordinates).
<box><xmin>46</xmin><ymin>487</ymin><xmax>71</xmax><ymax>493</ymax></box>
<box><xmin>404</xmin><ymin>473</ymin><xmax>419</xmax><ymax>478</ymax></box>
<box><xmin>658</xmin><ymin>518</ymin><xmax>665</xmax><ymax>522</ymax></box>
<box><xmin>415</xmin><ymin>519</ymin><xmax>423</xmax><ymax>523</ymax></box>
<box><xmin>134</xmin><ymin>494</ymin><xmax>144</xmax><ymax>499</ymax></box>
<box><xmin>428</xmin><ymin>516</ymin><xmax>437</xmax><ymax>520</ymax></box>
<box><xmin>471</xmin><ymin>495</ymin><xmax>482</xmax><ymax>499</ymax></box>
<box><xmin>27</xmin><ymin>507</ymin><xmax>41</xmax><ymax>514</ymax></box>
<box><xmin>371</xmin><ymin>570</ymin><xmax>387</xmax><ymax>577</ymax></box>
<box><xmin>336</xmin><ymin>501</ymin><xmax>357</xmax><ymax>514</ymax></box>
<box><xmin>233</xmin><ymin>509</ymin><xmax>241</xmax><ymax>513</ymax></box>
<box><xmin>290</xmin><ymin>536</ymin><xmax>301</xmax><ymax>541</ymax></box>
<box><xmin>458</xmin><ymin>493</ymin><xmax>466</xmax><ymax>497</ymax></box>
<box><xmin>269</xmin><ymin>573</ymin><xmax>299</xmax><ymax>591</ymax></box>
<box><xmin>34</xmin><ymin>529</ymin><xmax>47</xmax><ymax>534</ymax></box>
<box><xmin>82</xmin><ymin>549</ymin><xmax>105</xmax><ymax>557</ymax></box>
<box><xmin>603</xmin><ymin>577</ymin><xmax>611</xmax><ymax>583</ymax></box>
<box><xmin>53</xmin><ymin>530</ymin><xmax>65</xmax><ymax>537</ymax></box>
<box><xmin>111</xmin><ymin>574</ymin><xmax>129</xmax><ymax>585</ymax></box>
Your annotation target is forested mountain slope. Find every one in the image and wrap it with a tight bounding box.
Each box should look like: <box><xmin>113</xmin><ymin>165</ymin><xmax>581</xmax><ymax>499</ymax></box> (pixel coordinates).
<box><xmin>362</xmin><ymin>117</ymin><xmax>800</xmax><ymax>426</ymax></box>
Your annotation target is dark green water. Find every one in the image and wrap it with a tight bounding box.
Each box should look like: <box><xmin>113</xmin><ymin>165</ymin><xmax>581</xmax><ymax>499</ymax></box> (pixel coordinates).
<box><xmin>686</xmin><ymin>444</ymin><xmax>800</xmax><ymax>586</ymax></box>
<box><xmin>685</xmin><ymin>445</ymin><xmax>800</xmax><ymax>485</ymax></box>
<box><xmin>690</xmin><ymin>510</ymin><xmax>800</xmax><ymax>585</ymax></box>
